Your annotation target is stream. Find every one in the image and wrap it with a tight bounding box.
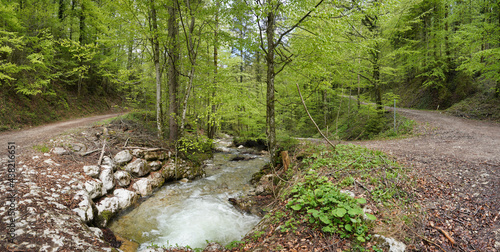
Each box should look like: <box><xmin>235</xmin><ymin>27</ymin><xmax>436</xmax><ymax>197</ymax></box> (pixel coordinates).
<box><xmin>109</xmin><ymin>139</ymin><xmax>268</xmax><ymax>250</ymax></box>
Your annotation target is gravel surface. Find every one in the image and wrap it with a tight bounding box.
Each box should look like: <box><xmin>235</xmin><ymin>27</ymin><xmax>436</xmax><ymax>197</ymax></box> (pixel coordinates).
<box><xmin>354</xmin><ymin>108</ymin><xmax>500</xmax><ymax>251</ymax></box>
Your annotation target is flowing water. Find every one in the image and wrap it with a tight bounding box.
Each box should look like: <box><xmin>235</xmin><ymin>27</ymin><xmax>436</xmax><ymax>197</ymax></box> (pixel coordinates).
<box><xmin>109</xmin><ymin>140</ymin><xmax>267</xmax><ymax>251</ymax></box>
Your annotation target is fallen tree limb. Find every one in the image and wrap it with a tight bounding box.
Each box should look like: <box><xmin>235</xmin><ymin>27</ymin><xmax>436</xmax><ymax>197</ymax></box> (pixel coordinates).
<box><xmin>431</xmin><ymin>222</ymin><xmax>455</xmax><ymax>245</ymax></box>
<box><xmin>80</xmin><ymin>149</ymin><xmax>100</xmax><ymax>156</ymax></box>
<box><xmin>122</xmin><ymin>146</ymin><xmax>166</xmax><ymax>151</ymax></box>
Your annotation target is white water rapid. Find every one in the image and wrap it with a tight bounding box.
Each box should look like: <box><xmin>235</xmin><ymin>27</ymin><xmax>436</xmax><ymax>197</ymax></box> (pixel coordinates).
<box><xmin>109</xmin><ymin>139</ymin><xmax>267</xmax><ymax>250</ymax></box>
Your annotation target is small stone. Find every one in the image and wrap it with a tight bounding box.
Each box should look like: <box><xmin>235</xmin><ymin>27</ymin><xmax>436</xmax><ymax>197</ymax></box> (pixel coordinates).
<box><xmin>373</xmin><ymin>234</ymin><xmax>406</xmax><ymax>252</ymax></box>
<box><xmin>52</xmin><ymin>147</ymin><xmax>68</xmax><ymax>155</ymax></box>
<box><xmin>100</xmin><ymin>167</ymin><xmax>115</xmax><ymax>194</ymax></box>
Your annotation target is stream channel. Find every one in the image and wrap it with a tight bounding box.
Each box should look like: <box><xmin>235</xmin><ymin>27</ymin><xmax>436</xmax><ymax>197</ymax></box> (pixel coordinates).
<box><xmin>109</xmin><ymin>139</ymin><xmax>268</xmax><ymax>251</ymax></box>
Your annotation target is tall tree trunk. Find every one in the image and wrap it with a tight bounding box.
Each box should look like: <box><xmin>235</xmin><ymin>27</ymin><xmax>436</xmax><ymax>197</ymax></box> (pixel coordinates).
<box><xmin>79</xmin><ymin>0</ymin><xmax>85</xmax><ymax>44</ymax></box>
<box><xmin>373</xmin><ymin>42</ymin><xmax>382</xmax><ymax>112</ymax></box>
<box><xmin>208</xmin><ymin>3</ymin><xmax>219</xmax><ymax>139</ymax></box>
<box><xmin>266</xmin><ymin>11</ymin><xmax>276</xmax><ymax>163</ymax></box>
<box><xmin>58</xmin><ymin>0</ymin><xmax>65</xmax><ymax>21</ymax></box>
<box><xmin>168</xmin><ymin>2</ymin><xmax>179</xmax><ymax>142</ymax></box>
<box><xmin>150</xmin><ymin>0</ymin><xmax>163</xmax><ymax>138</ymax></box>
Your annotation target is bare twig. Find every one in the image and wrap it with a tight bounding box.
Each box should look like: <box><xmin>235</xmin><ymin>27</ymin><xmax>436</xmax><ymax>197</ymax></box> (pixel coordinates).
<box><xmin>295</xmin><ymin>82</ymin><xmax>337</xmax><ymax>150</ymax></box>
<box><xmin>430</xmin><ymin>222</ymin><xmax>455</xmax><ymax>245</ymax></box>
<box><xmin>124</xmin><ymin>138</ymin><xmax>130</xmax><ymax>147</ymax></box>
<box><xmin>354</xmin><ymin>179</ymin><xmax>372</xmax><ymax>194</ymax></box>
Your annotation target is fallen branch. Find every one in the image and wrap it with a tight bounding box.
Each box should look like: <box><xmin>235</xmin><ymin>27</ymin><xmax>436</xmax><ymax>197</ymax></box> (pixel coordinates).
<box><xmin>80</xmin><ymin>149</ymin><xmax>100</xmax><ymax>156</ymax></box>
<box><xmin>122</xmin><ymin>146</ymin><xmax>166</xmax><ymax>151</ymax></box>
<box><xmin>124</xmin><ymin>138</ymin><xmax>130</xmax><ymax>147</ymax></box>
<box><xmin>430</xmin><ymin>222</ymin><xmax>455</xmax><ymax>245</ymax></box>
<box><xmin>354</xmin><ymin>179</ymin><xmax>372</xmax><ymax>194</ymax></box>
<box><xmin>407</xmin><ymin>225</ymin><xmax>446</xmax><ymax>252</ymax></box>
<box><xmin>98</xmin><ymin>141</ymin><xmax>106</xmax><ymax>165</ymax></box>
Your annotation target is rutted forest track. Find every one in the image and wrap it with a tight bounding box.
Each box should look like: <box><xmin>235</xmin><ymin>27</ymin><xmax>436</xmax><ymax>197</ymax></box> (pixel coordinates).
<box><xmin>354</xmin><ymin>108</ymin><xmax>500</xmax><ymax>251</ymax></box>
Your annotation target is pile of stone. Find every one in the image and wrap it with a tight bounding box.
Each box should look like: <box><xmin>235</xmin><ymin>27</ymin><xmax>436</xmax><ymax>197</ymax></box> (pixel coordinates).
<box><xmin>73</xmin><ymin>149</ymin><xmax>204</xmax><ymax>227</ymax></box>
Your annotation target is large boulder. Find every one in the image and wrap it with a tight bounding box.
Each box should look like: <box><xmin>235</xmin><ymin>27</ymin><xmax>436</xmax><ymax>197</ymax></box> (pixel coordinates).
<box><xmin>99</xmin><ymin>167</ymin><xmax>115</xmax><ymax>194</ymax></box>
<box><xmin>161</xmin><ymin>162</ymin><xmax>184</xmax><ymax>181</ymax></box>
<box><xmin>124</xmin><ymin>158</ymin><xmax>150</xmax><ymax>177</ymax></box>
<box><xmin>85</xmin><ymin>179</ymin><xmax>103</xmax><ymax>199</ymax></box>
<box><xmin>72</xmin><ymin>190</ymin><xmax>96</xmax><ymax>223</ymax></box>
<box><xmin>114</xmin><ymin>150</ymin><xmax>133</xmax><ymax>165</ymax></box>
<box><xmin>113</xmin><ymin>189</ymin><xmax>139</xmax><ymax>210</ymax></box>
<box><xmin>83</xmin><ymin>165</ymin><xmax>100</xmax><ymax>178</ymax></box>
<box><xmin>95</xmin><ymin>197</ymin><xmax>119</xmax><ymax>227</ymax></box>
<box><xmin>114</xmin><ymin>170</ymin><xmax>132</xmax><ymax>187</ymax></box>
<box><xmin>132</xmin><ymin>178</ymin><xmax>153</xmax><ymax>196</ymax></box>
<box><xmin>148</xmin><ymin>172</ymin><xmax>165</xmax><ymax>188</ymax></box>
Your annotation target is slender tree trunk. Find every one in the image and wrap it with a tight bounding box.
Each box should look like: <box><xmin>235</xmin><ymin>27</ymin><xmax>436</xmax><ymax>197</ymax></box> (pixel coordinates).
<box><xmin>266</xmin><ymin>11</ymin><xmax>277</xmax><ymax>163</ymax></box>
<box><xmin>151</xmin><ymin>0</ymin><xmax>163</xmax><ymax>138</ymax></box>
<box><xmin>208</xmin><ymin>3</ymin><xmax>219</xmax><ymax>139</ymax></box>
<box><xmin>168</xmin><ymin>3</ymin><xmax>179</xmax><ymax>142</ymax></box>
<box><xmin>373</xmin><ymin>42</ymin><xmax>383</xmax><ymax>112</ymax></box>
<box><xmin>58</xmin><ymin>0</ymin><xmax>65</xmax><ymax>21</ymax></box>
<box><xmin>79</xmin><ymin>0</ymin><xmax>85</xmax><ymax>44</ymax></box>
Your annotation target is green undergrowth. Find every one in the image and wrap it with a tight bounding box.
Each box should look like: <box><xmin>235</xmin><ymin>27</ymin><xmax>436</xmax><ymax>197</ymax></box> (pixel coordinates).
<box><xmin>253</xmin><ymin>143</ymin><xmax>418</xmax><ymax>250</ymax></box>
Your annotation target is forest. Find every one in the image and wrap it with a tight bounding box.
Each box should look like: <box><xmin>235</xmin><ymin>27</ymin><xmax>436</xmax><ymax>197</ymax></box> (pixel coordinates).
<box><xmin>1</xmin><ymin>0</ymin><xmax>499</xmax><ymax>154</ymax></box>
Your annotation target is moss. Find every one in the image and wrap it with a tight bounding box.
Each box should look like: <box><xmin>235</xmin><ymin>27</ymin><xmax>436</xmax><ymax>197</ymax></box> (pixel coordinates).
<box><xmin>101</xmin><ymin>210</ymin><xmax>114</xmax><ymax>222</ymax></box>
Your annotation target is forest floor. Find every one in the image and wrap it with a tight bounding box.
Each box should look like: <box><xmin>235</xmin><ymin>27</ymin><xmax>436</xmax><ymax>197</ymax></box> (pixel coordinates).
<box><xmin>1</xmin><ymin>109</ymin><xmax>499</xmax><ymax>251</ymax></box>
<box><xmin>351</xmin><ymin>108</ymin><xmax>500</xmax><ymax>251</ymax></box>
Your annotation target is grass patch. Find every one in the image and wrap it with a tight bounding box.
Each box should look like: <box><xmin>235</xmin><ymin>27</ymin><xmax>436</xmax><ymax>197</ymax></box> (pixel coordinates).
<box><xmin>33</xmin><ymin>144</ymin><xmax>50</xmax><ymax>153</ymax></box>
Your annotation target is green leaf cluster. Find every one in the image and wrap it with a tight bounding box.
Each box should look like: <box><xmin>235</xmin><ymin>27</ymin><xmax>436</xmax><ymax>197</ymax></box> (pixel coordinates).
<box><xmin>286</xmin><ymin>170</ymin><xmax>375</xmax><ymax>242</ymax></box>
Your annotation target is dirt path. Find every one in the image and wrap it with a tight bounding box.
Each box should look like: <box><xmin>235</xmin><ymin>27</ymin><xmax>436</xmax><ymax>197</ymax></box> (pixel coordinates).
<box><xmin>0</xmin><ymin>112</ymin><xmax>126</xmax><ymax>152</ymax></box>
<box><xmin>355</xmin><ymin>108</ymin><xmax>500</xmax><ymax>251</ymax></box>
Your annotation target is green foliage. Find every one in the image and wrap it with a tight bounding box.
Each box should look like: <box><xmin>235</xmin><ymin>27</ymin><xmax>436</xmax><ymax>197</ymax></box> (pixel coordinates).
<box><xmin>33</xmin><ymin>144</ymin><xmax>50</xmax><ymax>153</ymax></box>
<box><xmin>178</xmin><ymin>134</ymin><xmax>213</xmax><ymax>155</ymax></box>
<box><xmin>225</xmin><ymin>240</ymin><xmax>245</xmax><ymax>250</ymax></box>
<box><xmin>286</xmin><ymin>170</ymin><xmax>374</xmax><ymax>242</ymax></box>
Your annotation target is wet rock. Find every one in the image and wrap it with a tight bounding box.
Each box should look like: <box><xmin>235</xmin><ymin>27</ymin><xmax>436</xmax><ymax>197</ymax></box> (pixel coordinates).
<box><xmin>83</xmin><ymin>165</ymin><xmax>100</xmax><ymax>178</ymax></box>
<box><xmin>114</xmin><ymin>150</ymin><xmax>133</xmax><ymax>165</ymax></box>
<box><xmin>132</xmin><ymin>178</ymin><xmax>154</xmax><ymax>196</ymax></box>
<box><xmin>85</xmin><ymin>179</ymin><xmax>103</xmax><ymax>199</ymax></box>
<box><xmin>124</xmin><ymin>158</ymin><xmax>150</xmax><ymax>177</ymax></box>
<box><xmin>52</xmin><ymin>147</ymin><xmax>68</xmax><ymax>155</ymax></box>
<box><xmin>148</xmin><ymin>172</ymin><xmax>165</xmax><ymax>188</ymax></box>
<box><xmin>72</xmin><ymin>190</ymin><xmax>96</xmax><ymax>223</ymax></box>
<box><xmin>114</xmin><ymin>170</ymin><xmax>132</xmax><ymax>187</ymax></box>
<box><xmin>95</xmin><ymin>197</ymin><xmax>119</xmax><ymax>227</ymax></box>
<box><xmin>161</xmin><ymin>162</ymin><xmax>184</xmax><ymax>181</ymax></box>
<box><xmin>113</xmin><ymin>189</ymin><xmax>139</xmax><ymax>210</ymax></box>
<box><xmin>149</xmin><ymin>161</ymin><xmax>162</xmax><ymax>171</ymax></box>
<box><xmin>99</xmin><ymin>167</ymin><xmax>115</xmax><ymax>194</ymax></box>
<box><xmin>373</xmin><ymin>234</ymin><xmax>406</xmax><ymax>252</ymax></box>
